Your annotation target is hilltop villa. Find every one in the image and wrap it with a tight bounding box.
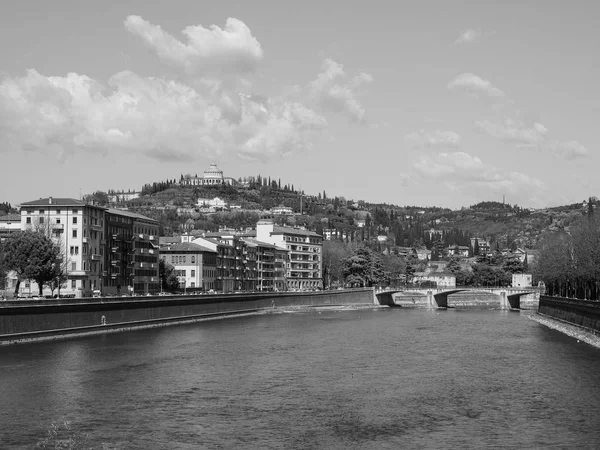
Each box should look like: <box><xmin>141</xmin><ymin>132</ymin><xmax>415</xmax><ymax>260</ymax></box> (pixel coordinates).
<box><xmin>180</xmin><ymin>164</ymin><xmax>237</xmax><ymax>187</ymax></box>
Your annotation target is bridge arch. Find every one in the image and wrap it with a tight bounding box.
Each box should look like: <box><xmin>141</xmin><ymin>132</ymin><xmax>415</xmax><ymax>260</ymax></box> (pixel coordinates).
<box><xmin>375</xmin><ymin>287</ymin><xmax>536</xmax><ymax>309</ymax></box>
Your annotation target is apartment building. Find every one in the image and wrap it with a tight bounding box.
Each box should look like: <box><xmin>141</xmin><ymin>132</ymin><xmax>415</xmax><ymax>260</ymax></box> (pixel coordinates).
<box><xmin>159</xmin><ymin>242</ymin><xmax>217</xmax><ymax>291</ymax></box>
<box><xmin>103</xmin><ymin>209</ymin><xmax>160</xmax><ymax>295</ymax></box>
<box><xmin>191</xmin><ymin>235</ymin><xmax>243</xmax><ymax>293</ymax></box>
<box><xmin>241</xmin><ymin>238</ymin><xmax>287</xmax><ymax>291</ymax></box>
<box><xmin>256</xmin><ymin>219</ymin><xmax>323</xmax><ymax>290</ymax></box>
<box><xmin>19</xmin><ymin>197</ymin><xmax>106</xmax><ymax>297</ymax></box>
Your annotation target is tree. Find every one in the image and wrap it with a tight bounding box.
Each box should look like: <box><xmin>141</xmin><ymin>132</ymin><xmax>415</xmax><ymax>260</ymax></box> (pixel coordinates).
<box><xmin>341</xmin><ymin>246</ymin><xmax>386</xmax><ymax>287</ymax></box>
<box><xmin>322</xmin><ymin>240</ymin><xmax>350</xmax><ymax>288</ymax></box>
<box><xmin>1</xmin><ymin>231</ymin><xmax>62</xmax><ymax>296</ymax></box>
<box><xmin>159</xmin><ymin>259</ymin><xmax>180</xmax><ymax>292</ymax></box>
<box><xmin>83</xmin><ymin>191</ymin><xmax>109</xmax><ymax>206</ymax></box>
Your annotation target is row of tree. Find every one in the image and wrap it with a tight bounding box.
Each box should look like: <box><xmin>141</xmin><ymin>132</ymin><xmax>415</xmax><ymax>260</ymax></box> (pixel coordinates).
<box><xmin>534</xmin><ymin>203</ymin><xmax>600</xmax><ymax>299</ymax></box>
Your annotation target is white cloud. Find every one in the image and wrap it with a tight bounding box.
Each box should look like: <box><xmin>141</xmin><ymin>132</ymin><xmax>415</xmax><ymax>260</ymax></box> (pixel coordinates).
<box><xmin>414</xmin><ymin>151</ymin><xmax>544</xmax><ymax>198</ymax></box>
<box><xmin>404</xmin><ymin>129</ymin><xmax>461</xmax><ymax>148</ymax></box>
<box><xmin>0</xmin><ymin>16</ymin><xmax>376</xmax><ymax>164</ymax></box>
<box><xmin>476</xmin><ymin>119</ymin><xmax>547</xmax><ymax>144</ymax></box>
<box><xmin>309</xmin><ymin>58</ymin><xmax>373</xmax><ymax>123</ymax></box>
<box><xmin>124</xmin><ymin>15</ymin><xmax>263</xmax><ymax>75</ymax></box>
<box><xmin>0</xmin><ymin>69</ymin><xmax>327</xmax><ymax>162</ymax></box>
<box><xmin>455</xmin><ymin>29</ymin><xmax>482</xmax><ymax>44</ymax></box>
<box><xmin>476</xmin><ymin>118</ymin><xmax>589</xmax><ymax>159</ymax></box>
<box><xmin>448</xmin><ymin>73</ymin><xmax>506</xmax><ymax>98</ymax></box>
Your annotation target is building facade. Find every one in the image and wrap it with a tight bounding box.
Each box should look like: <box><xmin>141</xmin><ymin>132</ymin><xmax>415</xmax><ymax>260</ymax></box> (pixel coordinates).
<box><xmin>20</xmin><ymin>197</ymin><xmax>106</xmax><ymax>297</ymax></box>
<box><xmin>13</xmin><ymin>198</ymin><xmax>158</xmax><ymax>298</ymax></box>
<box><xmin>256</xmin><ymin>219</ymin><xmax>323</xmax><ymax>290</ymax></box>
<box><xmin>159</xmin><ymin>242</ymin><xmax>217</xmax><ymax>291</ymax></box>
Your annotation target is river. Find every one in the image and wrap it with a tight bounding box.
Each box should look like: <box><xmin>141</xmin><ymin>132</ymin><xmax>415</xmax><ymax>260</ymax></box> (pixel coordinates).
<box><xmin>1</xmin><ymin>307</ymin><xmax>600</xmax><ymax>449</ymax></box>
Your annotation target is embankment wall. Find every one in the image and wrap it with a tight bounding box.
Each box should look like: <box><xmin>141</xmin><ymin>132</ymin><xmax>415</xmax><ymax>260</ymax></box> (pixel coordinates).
<box><xmin>538</xmin><ymin>296</ymin><xmax>600</xmax><ymax>333</ymax></box>
<box><xmin>0</xmin><ymin>289</ymin><xmax>375</xmax><ymax>344</ymax></box>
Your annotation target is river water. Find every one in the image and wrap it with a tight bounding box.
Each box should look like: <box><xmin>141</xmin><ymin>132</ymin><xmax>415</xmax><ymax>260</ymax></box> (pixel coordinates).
<box><xmin>2</xmin><ymin>307</ymin><xmax>600</xmax><ymax>449</ymax></box>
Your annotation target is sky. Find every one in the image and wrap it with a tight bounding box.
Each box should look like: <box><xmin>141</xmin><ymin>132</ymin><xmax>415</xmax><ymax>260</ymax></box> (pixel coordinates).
<box><xmin>1</xmin><ymin>0</ymin><xmax>598</xmax><ymax>209</ymax></box>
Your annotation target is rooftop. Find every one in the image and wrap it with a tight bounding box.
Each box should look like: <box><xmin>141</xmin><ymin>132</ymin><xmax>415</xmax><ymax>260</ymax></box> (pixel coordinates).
<box><xmin>20</xmin><ymin>197</ymin><xmax>89</xmax><ymax>207</ymax></box>
<box><xmin>272</xmin><ymin>226</ymin><xmax>322</xmax><ymax>238</ymax></box>
<box><xmin>105</xmin><ymin>208</ymin><xmax>157</xmax><ymax>223</ymax></box>
<box><xmin>159</xmin><ymin>242</ymin><xmax>216</xmax><ymax>253</ymax></box>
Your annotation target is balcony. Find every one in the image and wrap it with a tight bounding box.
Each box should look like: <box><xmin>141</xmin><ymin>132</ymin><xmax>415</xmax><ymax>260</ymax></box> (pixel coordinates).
<box><xmin>69</xmin><ymin>269</ymin><xmax>89</xmax><ymax>277</ymax></box>
<box><xmin>91</xmin><ymin>254</ymin><xmax>101</xmax><ymax>261</ymax></box>
<box><xmin>111</xmin><ymin>260</ymin><xmax>121</xmax><ymax>266</ymax></box>
<box><xmin>102</xmin><ymin>271</ymin><xmax>108</xmax><ymax>277</ymax></box>
<box><xmin>92</xmin><ymin>223</ymin><xmax>103</xmax><ymax>231</ymax></box>
<box><xmin>51</xmin><ymin>223</ymin><xmax>64</xmax><ymax>232</ymax></box>
<box><xmin>111</xmin><ymin>246</ymin><xmax>119</xmax><ymax>253</ymax></box>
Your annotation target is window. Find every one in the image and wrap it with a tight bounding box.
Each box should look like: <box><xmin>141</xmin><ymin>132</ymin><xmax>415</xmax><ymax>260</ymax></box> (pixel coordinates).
<box><xmin>39</xmin><ymin>217</ymin><xmax>44</xmax><ymax>224</ymax></box>
<box><xmin>71</xmin><ymin>280</ymin><xmax>76</xmax><ymax>289</ymax></box>
<box><xmin>73</xmin><ymin>217</ymin><xmax>77</xmax><ymax>224</ymax></box>
<box><xmin>183</xmin><ymin>256</ymin><xmax>186</xmax><ymax>264</ymax></box>
<box><xmin>191</xmin><ymin>270</ymin><xmax>195</xmax><ymax>277</ymax></box>
<box><xmin>191</xmin><ymin>256</ymin><xmax>195</xmax><ymax>264</ymax></box>
<box><xmin>72</xmin><ymin>229</ymin><xmax>77</xmax><ymax>238</ymax></box>
<box><xmin>26</xmin><ymin>217</ymin><xmax>31</xmax><ymax>224</ymax></box>
<box><xmin>171</xmin><ymin>256</ymin><xmax>175</xmax><ymax>264</ymax></box>
<box><xmin>73</xmin><ymin>209</ymin><xmax>78</xmax><ymax>214</ymax></box>
<box><xmin>70</xmin><ymin>246</ymin><xmax>75</xmax><ymax>255</ymax></box>
<box><xmin>39</xmin><ymin>209</ymin><xmax>45</xmax><ymax>214</ymax></box>
<box><xmin>56</xmin><ymin>218</ymin><xmax>61</xmax><ymax>224</ymax></box>
<box><xmin>72</xmin><ymin>262</ymin><xmax>76</xmax><ymax>271</ymax></box>
<box><xmin>191</xmin><ymin>282</ymin><xmax>195</xmax><ymax>288</ymax></box>
<box><xmin>56</xmin><ymin>209</ymin><xmax>61</xmax><ymax>214</ymax></box>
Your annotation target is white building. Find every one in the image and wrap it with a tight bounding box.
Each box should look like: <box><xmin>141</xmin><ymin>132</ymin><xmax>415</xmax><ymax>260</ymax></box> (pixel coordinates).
<box><xmin>19</xmin><ymin>197</ymin><xmax>106</xmax><ymax>298</ymax></box>
<box><xmin>181</xmin><ymin>163</ymin><xmax>237</xmax><ymax>186</ymax></box>
<box><xmin>512</xmin><ymin>273</ymin><xmax>532</xmax><ymax>288</ymax></box>
<box><xmin>108</xmin><ymin>191</ymin><xmax>140</xmax><ymax>203</ymax></box>
<box><xmin>271</xmin><ymin>205</ymin><xmax>294</xmax><ymax>215</ymax></box>
<box><xmin>413</xmin><ymin>273</ymin><xmax>456</xmax><ymax>288</ymax></box>
<box><xmin>197</xmin><ymin>197</ymin><xmax>228</xmax><ymax>209</ymax></box>
<box><xmin>256</xmin><ymin>219</ymin><xmax>323</xmax><ymax>290</ymax></box>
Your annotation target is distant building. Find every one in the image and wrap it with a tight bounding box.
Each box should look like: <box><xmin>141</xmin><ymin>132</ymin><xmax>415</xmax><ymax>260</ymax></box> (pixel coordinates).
<box><xmin>471</xmin><ymin>237</ymin><xmax>491</xmax><ymax>255</ymax></box>
<box><xmin>413</xmin><ymin>272</ymin><xmax>456</xmax><ymax>288</ymax></box>
<box><xmin>512</xmin><ymin>273</ymin><xmax>532</xmax><ymax>288</ymax></box>
<box><xmin>108</xmin><ymin>190</ymin><xmax>140</xmax><ymax>203</ymax></box>
<box><xmin>416</xmin><ymin>249</ymin><xmax>431</xmax><ymax>261</ymax></box>
<box><xmin>197</xmin><ymin>197</ymin><xmax>228</xmax><ymax>209</ymax></box>
<box><xmin>271</xmin><ymin>205</ymin><xmax>294</xmax><ymax>215</ymax></box>
<box><xmin>0</xmin><ymin>214</ymin><xmax>21</xmax><ymax>243</ymax></box>
<box><xmin>181</xmin><ymin>163</ymin><xmax>237</xmax><ymax>187</ymax></box>
<box><xmin>447</xmin><ymin>245</ymin><xmax>469</xmax><ymax>257</ymax></box>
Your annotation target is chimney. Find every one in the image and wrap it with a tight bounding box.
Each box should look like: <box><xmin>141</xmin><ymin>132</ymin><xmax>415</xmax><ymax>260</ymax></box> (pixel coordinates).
<box><xmin>48</xmin><ymin>197</ymin><xmax>53</xmax><ymax>204</ymax></box>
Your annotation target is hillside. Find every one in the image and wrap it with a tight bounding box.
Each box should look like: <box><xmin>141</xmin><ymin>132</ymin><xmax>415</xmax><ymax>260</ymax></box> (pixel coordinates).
<box><xmin>85</xmin><ymin>182</ymin><xmax>595</xmax><ymax>252</ymax></box>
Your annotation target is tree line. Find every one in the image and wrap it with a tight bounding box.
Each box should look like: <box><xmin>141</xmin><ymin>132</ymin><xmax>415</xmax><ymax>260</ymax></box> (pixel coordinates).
<box><xmin>534</xmin><ymin>202</ymin><xmax>600</xmax><ymax>299</ymax></box>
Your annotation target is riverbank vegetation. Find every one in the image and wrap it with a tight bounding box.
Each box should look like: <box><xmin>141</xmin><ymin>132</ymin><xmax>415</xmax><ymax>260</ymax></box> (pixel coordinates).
<box><xmin>534</xmin><ymin>203</ymin><xmax>600</xmax><ymax>299</ymax></box>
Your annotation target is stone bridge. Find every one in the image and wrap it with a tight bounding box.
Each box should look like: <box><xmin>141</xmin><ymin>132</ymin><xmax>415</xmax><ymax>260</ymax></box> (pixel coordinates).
<box><xmin>375</xmin><ymin>287</ymin><xmax>539</xmax><ymax>310</ymax></box>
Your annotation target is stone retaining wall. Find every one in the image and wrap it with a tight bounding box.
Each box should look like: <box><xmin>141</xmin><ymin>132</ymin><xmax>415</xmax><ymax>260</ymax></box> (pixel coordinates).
<box><xmin>0</xmin><ymin>289</ymin><xmax>375</xmax><ymax>344</ymax></box>
<box><xmin>538</xmin><ymin>296</ymin><xmax>600</xmax><ymax>332</ymax></box>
